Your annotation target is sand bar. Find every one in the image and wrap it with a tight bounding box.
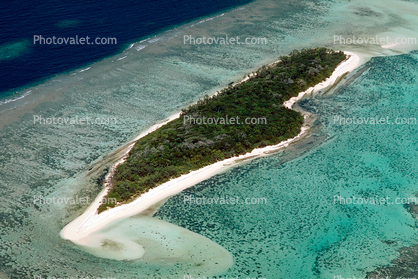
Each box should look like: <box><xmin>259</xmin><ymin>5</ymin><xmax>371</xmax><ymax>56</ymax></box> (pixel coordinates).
<box><xmin>61</xmin><ymin>51</ymin><xmax>364</xmax><ymax>244</ymax></box>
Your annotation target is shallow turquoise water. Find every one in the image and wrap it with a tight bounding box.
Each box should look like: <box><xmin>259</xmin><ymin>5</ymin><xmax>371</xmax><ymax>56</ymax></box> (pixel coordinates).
<box><xmin>156</xmin><ymin>53</ymin><xmax>418</xmax><ymax>278</ymax></box>
<box><xmin>0</xmin><ymin>0</ymin><xmax>418</xmax><ymax>278</ymax></box>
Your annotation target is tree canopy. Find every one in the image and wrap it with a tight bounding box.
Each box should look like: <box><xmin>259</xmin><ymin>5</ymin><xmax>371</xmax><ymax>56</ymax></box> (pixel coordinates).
<box><xmin>98</xmin><ymin>48</ymin><xmax>346</xmax><ymax>213</ymax></box>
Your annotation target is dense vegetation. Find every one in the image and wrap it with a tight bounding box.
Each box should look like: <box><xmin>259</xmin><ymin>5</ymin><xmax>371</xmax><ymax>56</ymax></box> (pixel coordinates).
<box><xmin>98</xmin><ymin>48</ymin><xmax>346</xmax><ymax>213</ymax></box>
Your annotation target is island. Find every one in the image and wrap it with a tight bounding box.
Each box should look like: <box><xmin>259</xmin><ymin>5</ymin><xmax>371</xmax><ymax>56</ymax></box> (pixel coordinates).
<box><xmin>97</xmin><ymin>47</ymin><xmax>347</xmax><ymax>213</ymax></box>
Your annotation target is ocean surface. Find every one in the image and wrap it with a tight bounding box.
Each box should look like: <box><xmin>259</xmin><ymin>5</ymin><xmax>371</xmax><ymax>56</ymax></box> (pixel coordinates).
<box><xmin>1</xmin><ymin>0</ymin><xmax>418</xmax><ymax>278</ymax></box>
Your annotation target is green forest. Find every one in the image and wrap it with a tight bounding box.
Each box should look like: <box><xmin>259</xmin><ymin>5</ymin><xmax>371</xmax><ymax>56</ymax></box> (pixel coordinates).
<box><xmin>98</xmin><ymin>48</ymin><xmax>346</xmax><ymax>213</ymax></box>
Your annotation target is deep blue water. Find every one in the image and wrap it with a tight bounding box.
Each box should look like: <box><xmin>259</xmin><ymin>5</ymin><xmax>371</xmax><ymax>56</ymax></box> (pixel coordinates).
<box><xmin>0</xmin><ymin>0</ymin><xmax>252</xmax><ymax>96</ymax></box>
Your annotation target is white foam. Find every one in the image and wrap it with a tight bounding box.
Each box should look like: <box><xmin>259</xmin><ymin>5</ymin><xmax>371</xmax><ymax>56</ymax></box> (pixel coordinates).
<box><xmin>135</xmin><ymin>45</ymin><xmax>147</xmax><ymax>51</ymax></box>
<box><xmin>78</xmin><ymin>67</ymin><xmax>91</xmax><ymax>73</ymax></box>
<box><xmin>197</xmin><ymin>17</ymin><xmax>215</xmax><ymax>24</ymax></box>
<box><xmin>0</xmin><ymin>90</ymin><xmax>32</xmax><ymax>106</ymax></box>
<box><xmin>148</xmin><ymin>37</ymin><xmax>160</xmax><ymax>44</ymax></box>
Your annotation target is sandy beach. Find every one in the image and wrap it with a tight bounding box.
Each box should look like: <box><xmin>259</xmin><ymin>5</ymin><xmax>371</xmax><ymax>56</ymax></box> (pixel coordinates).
<box><xmin>61</xmin><ymin>51</ymin><xmax>364</xmax><ymax>245</ymax></box>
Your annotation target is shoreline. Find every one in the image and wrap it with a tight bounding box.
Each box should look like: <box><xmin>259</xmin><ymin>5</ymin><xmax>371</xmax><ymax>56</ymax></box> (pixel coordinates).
<box><xmin>283</xmin><ymin>51</ymin><xmax>361</xmax><ymax>109</ymax></box>
<box><xmin>61</xmin><ymin>50</ymin><xmax>364</xmax><ymax>244</ymax></box>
